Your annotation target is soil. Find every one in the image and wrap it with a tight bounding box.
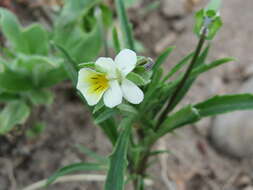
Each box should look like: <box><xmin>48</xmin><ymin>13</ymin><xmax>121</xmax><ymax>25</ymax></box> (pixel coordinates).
<box><xmin>1</xmin><ymin>0</ymin><xmax>253</xmax><ymax>190</ymax></box>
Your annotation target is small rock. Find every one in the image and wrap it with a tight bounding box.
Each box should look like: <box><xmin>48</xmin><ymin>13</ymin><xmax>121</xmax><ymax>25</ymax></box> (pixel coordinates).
<box><xmin>244</xmin><ymin>187</ymin><xmax>253</xmax><ymax>190</ymax></box>
<box><xmin>162</xmin><ymin>0</ymin><xmax>186</xmax><ymax>17</ymax></box>
<box><xmin>173</xmin><ymin>20</ymin><xmax>186</xmax><ymax>32</ymax></box>
<box><xmin>155</xmin><ymin>33</ymin><xmax>177</xmax><ymax>53</ymax></box>
<box><xmin>210</xmin><ymin>77</ymin><xmax>253</xmax><ymax>158</ymax></box>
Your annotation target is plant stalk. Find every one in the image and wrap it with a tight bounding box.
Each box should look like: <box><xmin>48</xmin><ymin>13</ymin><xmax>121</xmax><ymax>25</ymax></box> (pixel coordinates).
<box><xmin>155</xmin><ymin>28</ymin><xmax>208</xmax><ymax>131</ymax></box>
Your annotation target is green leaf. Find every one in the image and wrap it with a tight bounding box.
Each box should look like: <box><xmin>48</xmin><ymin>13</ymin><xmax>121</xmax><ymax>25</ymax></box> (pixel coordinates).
<box><xmin>153</xmin><ymin>46</ymin><xmax>175</xmax><ymax>73</ymax></box>
<box><xmin>75</xmin><ymin>144</ymin><xmax>108</xmax><ymax>164</ymax></box>
<box><xmin>117</xmin><ymin>104</ymin><xmax>138</xmax><ymax>114</ymax></box>
<box><xmin>0</xmin><ymin>8</ymin><xmax>28</xmax><ymax>53</ymax></box>
<box><xmin>191</xmin><ymin>57</ymin><xmax>235</xmax><ymax>77</ymax></box>
<box><xmin>53</xmin><ymin>0</ymin><xmax>102</xmax><ymax>62</ymax></box>
<box><xmin>112</xmin><ymin>26</ymin><xmax>121</xmax><ymax>54</ymax></box>
<box><xmin>140</xmin><ymin>68</ymin><xmax>163</xmax><ymax>111</ymax></box>
<box><xmin>206</xmin><ymin>16</ymin><xmax>222</xmax><ymax>40</ymax></box>
<box><xmin>69</xmin><ymin>24</ymin><xmax>102</xmax><ymax>62</ymax></box>
<box><xmin>194</xmin><ymin>9</ymin><xmax>205</xmax><ymax>37</ymax></box>
<box><xmin>78</xmin><ymin>62</ymin><xmax>95</xmax><ymax>69</ymax></box>
<box><xmin>99</xmin><ymin>118</ymin><xmax>118</xmax><ymax>145</ymax></box>
<box><xmin>94</xmin><ymin>109</ymin><xmax>116</xmax><ymax>125</ymax></box>
<box><xmin>0</xmin><ymin>92</ymin><xmax>19</xmax><ymax>102</ymax></box>
<box><xmin>47</xmin><ymin>162</ymin><xmax>105</xmax><ymax>185</ymax></box>
<box><xmin>195</xmin><ymin>94</ymin><xmax>253</xmax><ymax>117</ymax></box>
<box><xmin>163</xmin><ymin>52</ymin><xmax>194</xmax><ymax>82</ymax></box>
<box><xmin>39</xmin><ymin>67</ymin><xmax>67</xmax><ymax>88</ymax></box>
<box><xmin>149</xmin><ymin>150</ymin><xmax>171</xmax><ymax>157</ymax></box>
<box><xmin>162</xmin><ymin>56</ymin><xmax>233</xmax><ymax>107</ymax></box>
<box><xmin>25</xmin><ymin>89</ymin><xmax>54</xmax><ymax>106</ymax></box>
<box><xmin>157</xmin><ymin>105</ymin><xmax>200</xmax><ymax>137</ymax></box>
<box><xmin>22</xmin><ymin>24</ymin><xmax>49</xmax><ymax>55</ymax></box>
<box><xmin>0</xmin><ymin>101</ymin><xmax>30</xmax><ymax>134</ymax></box>
<box><xmin>100</xmin><ymin>4</ymin><xmax>113</xmax><ymax>28</ymax></box>
<box><xmin>0</xmin><ymin>70</ymin><xmax>34</xmax><ymax>92</ymax></box>
<box><xmin>115</xmin><ymin>0</ymin><xmax>135</xmax><ymax>50</ymax></box>
<box><xmin>126</xmin><ymin>72</ymin><xmax>148</xmax><ymax>86</ymax></box>
<box><xmin>53</xmin><ymin>43</ymin><xmax>78</xmax><ymax>85</ymax></box>
<box><xmin>104</xmin><ymin>117</ymin><xmax>133</xmax><ymax>190</ymax></box>
<box><xmin>93</xmin><ymin>100</ymin><xmax>104</xmax><ymax>114</ymax></box>
<box><xmin>26</xmin><ymin>122</ymin><xmax>46</xmax><ymax>138</ymax></box>
<box><xmin>167</xmin><ymin>46</ymin><xmax>211</xmax><ymax>110</ymax></box>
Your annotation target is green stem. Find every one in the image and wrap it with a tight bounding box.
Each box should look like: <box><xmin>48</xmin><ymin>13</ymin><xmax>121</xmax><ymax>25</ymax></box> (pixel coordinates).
<box><xmin>155</xmin><ymin>28</ymin><xmax>208</xmax><ymax>131</ymax></box>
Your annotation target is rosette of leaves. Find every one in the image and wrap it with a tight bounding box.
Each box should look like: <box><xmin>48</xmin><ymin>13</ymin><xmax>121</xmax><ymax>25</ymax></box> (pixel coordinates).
<box><xmin>0</xmin><ymin>8</ymin><xmax>65</xmax><ymax>134</ymax></box>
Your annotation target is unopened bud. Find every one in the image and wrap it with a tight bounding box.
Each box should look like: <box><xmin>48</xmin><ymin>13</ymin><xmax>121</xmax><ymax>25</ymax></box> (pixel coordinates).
<box><xmin>143</xmin><ymin>58</ymin><xmax>155</xmax><ymax>71</ymax></box>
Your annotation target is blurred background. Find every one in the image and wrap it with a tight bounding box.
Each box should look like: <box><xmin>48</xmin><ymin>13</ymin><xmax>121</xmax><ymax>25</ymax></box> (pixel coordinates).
<box><xmin>0</xmin><ymin>0</ymin><xmax>253</xmax><ymax>189</ymax></box>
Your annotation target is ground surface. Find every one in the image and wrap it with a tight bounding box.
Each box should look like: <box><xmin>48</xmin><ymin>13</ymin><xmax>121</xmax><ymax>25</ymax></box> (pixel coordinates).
<box><xmin>0</xmin><ymin>0</ymin><xmax>253</xmax><ymax>190</ymax></box>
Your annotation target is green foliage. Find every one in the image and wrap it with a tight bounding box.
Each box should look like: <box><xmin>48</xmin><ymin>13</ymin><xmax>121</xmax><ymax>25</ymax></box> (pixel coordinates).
<box><xmin>115</xmin><ymin>0</ymin><xmax>135</xmax><ymax>50</ymax></box>
<box><xmin>157</xmin><ymin>105</ymin><xmax>200</xmax><ymax>137</ymax></box>
<box><xmin>194</xmin><ymin>9</ymin><xmax>222</xmax><ymax>40</ymax></box>
<box><xmin>0</xmin><ymin>101</ymin><xmax>30</xmax><ymax>134</ymax></box>
<box><xmin>24</xmin><ymin>89</ymin><xmax>54</xmax><ymax>106</ymax></box>
<box><xmin>112</xmin><ymin>27</ymin><xmax>121</xmax><ymax>53</ymax></box>
<box><xmin>26</xmin><ymin>122</ymin><xmax>46</xmax><ymax>138</ymax></box>
<box><xmin>195</xmin><ymin>94</ymin><xmax>253</xmax><ymax>116</ymax></box>
<box><xmin>104</xmin><ymin>117</ymin><xmax>133</xmax><ymax>190</ymax></box>
<box><xmin>47</xmin><ymin>162</ymin><xmax>106</xmax><ymax>185</ymax></box>
<box><xmin>22</xmin><ymin>24</ymin><xmax>49</xmax><ymax>55</ymax></box>
<box><xmin>126</xmin><ymin>72</ymin><xmax>149</xmax><ymax>86</ymax></box>
<box><xmin>2</xmin><ymin>0</ymin><xmax>252</xmax><ymax>190</ymax></box>
<box><xmin>153</xmin><ymin>46</ymin><xmax>175</xmax><ymax>73</ymax></box>
<box><xmin>76</xmin><ymin>144</ymin><xmax>108</xmax><ymax>164</ymax></box>
<box><xmin>0</xmin><ymin>9</ymin><xmax>49</xmax><ymax>55</ymax></box>
<box><xmin>53</xmin><ymin>0</ymin><xmax>102</xmax><ymax>63</ymax></box>
<box><xmin>53</xmin><ymin>43</ymin><xmax>78</xmax><ymax>85</ymax></box>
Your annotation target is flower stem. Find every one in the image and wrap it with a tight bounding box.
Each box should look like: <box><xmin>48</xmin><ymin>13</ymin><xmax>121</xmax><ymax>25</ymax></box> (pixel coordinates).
<box><xmin>155</xmin><ymin>28</ymin><xmax>208</xmax><ymax>131</ymax></box>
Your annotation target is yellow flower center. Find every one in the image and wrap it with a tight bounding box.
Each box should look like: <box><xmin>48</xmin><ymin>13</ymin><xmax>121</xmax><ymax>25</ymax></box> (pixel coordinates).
<box><xmin>87</xmin><ymin>73</ymin><xmax>109</xmax><ymax>95</ymax></box>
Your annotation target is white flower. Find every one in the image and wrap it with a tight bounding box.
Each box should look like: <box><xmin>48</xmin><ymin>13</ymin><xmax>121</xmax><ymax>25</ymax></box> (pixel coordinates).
<box><xmin>77</xmin><ymin>49</ymin><xmax>144</xmax><ymax>108</ymax></box>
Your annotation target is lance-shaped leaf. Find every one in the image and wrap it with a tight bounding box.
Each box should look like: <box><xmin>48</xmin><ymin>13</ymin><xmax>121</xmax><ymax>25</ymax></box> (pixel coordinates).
<box><xmin>153</xmin><ymin>46</ymin><xmax>175</xmax><ymax>73</ymax></box>
<box><xmin>47</xmin><ymin>162</ymin><xmax>106</xmax><ymax>185</ymax></box>
<box><xmin>104</xmin><ymin>117</ymin><xmax>133</xmax><ymax>190</ymax></box>
<box><xmin>76</xmin><ymin>144</ymin><xmax>108</xmax><ymax>164</ymax></box>
<box><xmin>115</xmin><ymin>0</ymin><xmax>135</xmax><ymax>50</ymax></box>
<box><xmin>195</xmin><ymin>94</ymin><xmax>253</xmax><ymax>117</ymax></box>
<box><xmin>163</xmin><ymin>52</ymin><xmax>194</xmax><ymax>82</ymax></box>
<box><xmin>112</xmin><ymin>26</ymin><xmax>121</xmax><ymax>53</ymax></box>
<box><xmin>157</xmin><ymin>105</ymin><xmax>200</xmax><ymax>137</ymax></box>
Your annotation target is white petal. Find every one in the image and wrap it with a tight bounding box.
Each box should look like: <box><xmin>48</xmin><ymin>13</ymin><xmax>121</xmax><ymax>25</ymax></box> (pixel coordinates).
<box><xmin>95</xmin><ymin>57</ymin><xmax>116</xmax><ymax>77</ymax></box>
<box><xmin>79</xmin><ymin>87</ymin><xmax>105</xmax><ymax>106</ymax></box>
<box><xmin>115</xmin><ymin>49</ymin><xmax>137</xmax><ymax>76</ymax></box>
<box><xmin>77</xmin><ymin>68</ymin><xmax>107</xmax><ymax>106</ymax></box>
<box><xmin>103</xmin><ymin>80</ymin><xmax>123</xmax><ymax>108</ymax></box>
<box><xmin>121</xmin><ymin>79</ymin><xmax>144</xmax><ymax>104</ymax></box>
<box><xmin>77</xmin><ymin>68</ymin><xmax>95</xmax><ymax>89</ymax></box>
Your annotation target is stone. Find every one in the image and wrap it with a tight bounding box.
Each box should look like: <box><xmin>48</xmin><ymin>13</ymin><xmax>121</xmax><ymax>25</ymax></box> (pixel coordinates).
<box><xmin>210</xmin><ymin>77</ymin><xmax>253</xmax><ymax>158</ymax></box>
<box><xmin>161</xmin><ymin>0</ymin><xmax>186</xmax><ymax>17</ymax></box>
